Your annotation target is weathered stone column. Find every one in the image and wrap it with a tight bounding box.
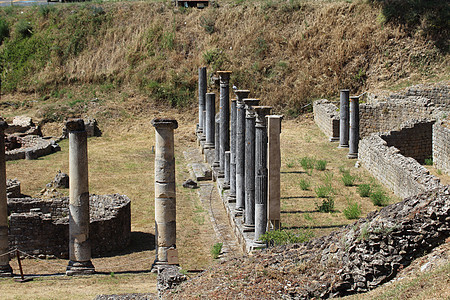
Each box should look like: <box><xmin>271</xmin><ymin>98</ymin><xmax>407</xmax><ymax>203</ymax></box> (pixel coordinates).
<box><xmin>229</xmin><ymin>99</ymin><xmax>237</xmax><ymax>200</ymax></box>
<box><xmin>152</xmin><ymin>118</ymin><xmax>178</xmax><ymax>266</ymax></box>
<box><xmin>348</xmin><ymin>96</ymin><xmax>360</xmax><ymax>159</ymax></box>
<box><xmin>66</xmin><ymin>119</ymin><xmax>95</xmax><ymax>276</ymax></box>
<box><xmin>198</xmin><ymin>67</ymin><xmax>207</xmax><ymax>136</ymax></box>
<box><xmin>235</xmin><ymin>90</ymin><xmax>250</xmax><ymax>216</ymax></box>
<box><xmin>253</xmin><ymin>106</ymin><xmax>272</xmax><ymax>246</ymax></box>
<box><xmin>204</xmin><ymin>93</ymin><xmax>215</xmax><ymax>149</ymax></box>
<box><xmin>224</xmin><ymin>151</ymin><xmax>231</xmax><ymax>190</ymax></box>
<box><xmin>212</xmin><ymin>113</ymin><xmax>220</xmax><ymax>169</ymax></box>
<box><xmin>0</xmin><ymin>120</ymin><xmax>12</xmax><ymax>277</ymax></box>
<box><xmin>339</xmin><ymin>89</ymin><xmax>350</xmax><ymax>148</ymax></box>
<box><xmin>267</xmin><ymin>115</ymin><xmax>283</xmax><ymax>231</ymax></box>
<box><xmin>217</xmin><ymin>71</ymin><xmax>232</xmax><ymax>177</ymax></box>
<box><xmin>243</xmin><ymin>98</ymin><xmax>260</xmax><ymax>232</ymax></box>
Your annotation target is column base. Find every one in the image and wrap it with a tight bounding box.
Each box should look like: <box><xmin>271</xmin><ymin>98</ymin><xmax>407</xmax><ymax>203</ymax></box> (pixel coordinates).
<box><xmin>329</xmin><ymin>137</ymin><xmax>339</xmax><ymax>142</ymax></box>
<box><xmin>0</xmin><ymin>264</ymin><xmax>13</xmax><ymax>277</ymax></box>
<box><xmin>228</xmin><ymin>195</ymin><xmax>236</xmax><ymax>203</ymax></box>
<box><xmin>348</xmin><ymin>153</ymin><xmax>358</xmax><ymax>159</ymax></box>
<box><xmin>204</xmin><ymin>143</ymin><xmax>215</xmax><ymax>149</ymax></box>
<box><xmin>66</xmin><ymin>260</ymin><xmax>95</xmax><ymax>276</ymax></box>
<box><xmin>223</xmin><ymin>182</ymin><xmax>230</xmax><ymax>190</ymax></box>
<box><xmin>234</xmin><ymin>207</ymin><xmax>243</xmax><ymax>217</ymax></box>
<box><xmin>243</xmin><ymin>224</ymin><xmax>255</xmax><ymax>232</ymax></box>
<box><xmin>251</xmin><ymin>241</ymin><xmax>267</xmax><ymax>251</ymax></box>
<box><xmin>338</xmin><ymin>144</ymin><xmax>349</xmax><ymax>148</ymax></box>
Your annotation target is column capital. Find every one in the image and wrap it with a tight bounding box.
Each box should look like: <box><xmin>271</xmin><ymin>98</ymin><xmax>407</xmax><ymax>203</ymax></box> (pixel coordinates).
<box><xmin>151</xmin><ymin>118</ymin><xmax>178</xmax><ymax>129</ymax></box>
<box><xmin>235</xmin><ymin>90</ymin><xmax>250</xmax><ymax>101</ymax></box>
<box><xmin>65</xmin><ymin>118</ymin><xmax>85</xmax><ymax>132</ymax></box>
<box><xmin>217</xmin><ymin>70</ymin><xmax>232</xmax><ymax>81</ymax></box>
<box><xmin>350</xmin><ymin>96</ymin><xmax>359</xmax><ymax>101</ymax></box>
<box><xmin>254</xmin><ymin>106</ymin><xmax>272</xmax><ymax>126</ymax></box>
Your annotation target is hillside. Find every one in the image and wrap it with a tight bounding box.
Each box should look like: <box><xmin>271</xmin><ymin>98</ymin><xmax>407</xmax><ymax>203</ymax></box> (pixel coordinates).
<box><xmin>0</xmin><ymin>0</ymin><xmax>448</xmax><ymax>119</ymax></box>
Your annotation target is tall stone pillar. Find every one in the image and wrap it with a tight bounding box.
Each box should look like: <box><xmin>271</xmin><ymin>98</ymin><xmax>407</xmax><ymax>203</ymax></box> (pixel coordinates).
<box><xmin>212</xmin><ymin>113</ymin><xmax>220</xmax><ymax>169</ymax></box>
<box><xmin>243</xmin><ymin>99</ymin><xmax>260</xmax><ymax>232</ymax></box>
<box><xmin>0</xmin><ymin>120</ymin><xmax>12</xmax><ymax>277</ymax></box>
<box><xmin>204</xmin><ymin>93</ymin><xmax>215</xmax><ymax>149</ymax></box>
<box><xmin>152</xmin><ymin>118</ymin><xmax>178</xmax><ymax>266</ymax></box>
<box><xmin>224</xmin><ymin>151</ymin><xmax>231</xmax><ymax>190</ymax></box>
<box><xmin>267</xmin><ymin>115</ymin><xmax>283</xmax><ymax>231</ymax></box>
<box><xmin>234</xmin><ymin>90</ymin><xmax>250</xmax><ymax>216</ymax></box>
<box><xmin>217</xmin><ymin>71</ymin><xmax>232</xmax><ymax>177</ymax></box>
<box><xmin>339</xmin><ymin>89</ymin><xmax>350</xmax><ymax>148</ymax></box>
<box><xmin>66</xmin><ymin>119</ymin><xmax>95</xmax><ymax>276</ymax></box>
<box><xmin>253</xmin><ymin>106</ymin><xmax>272</xmax><ymax>246</ymax></box>
<box><xmin>198</xmin><ymin>67</ymin><xmax>207</xmax><ymax>136</ymax></box>
<box><xmin>348</xmin><ymin>96</ymin><xmax>360</xmax><ymax>159</ymax></box>
<box><xmin>229</xmin><ymin>99</ymin><xmax>237</xmax><ymax>200</ymax></box>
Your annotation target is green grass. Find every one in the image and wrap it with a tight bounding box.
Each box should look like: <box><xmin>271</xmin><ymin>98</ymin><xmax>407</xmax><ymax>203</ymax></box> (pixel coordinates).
<box><xmin>341</xmin><ymin>171</ymin><xmax>356</xmax><ymax>186</ymax></box>
<box><xmin>314</xmin><ymin>184</ymin><xmax>333</xmax><ymax>198</ymax></box>
<box><xmin>316</xmin><ymin>197</ymin><xmax>335</xmax><ymax>213</ymax></box>
<box><xmin>370</xmin><ymin>189</ymin><xmax>390</xmax><ymax>206</ymax></box>
<box><xmin>315</xmin><ymin>159</ymin><xmax>327</xmax><ymax>171</ymax></box>
<box><xmin>211</xmin><ymin>242</ymin><xmax>223</xmax><ymax>259</ymax></box>
<box><xmin>343</xmin><ymin>201</ymin><xmax>362</xmax><ymax>219</ymax></box>
<box><xmin>260</xmin><ymin>229</ymin><xmax>314</xmax><ymax>247</ymax></box>
<box><xmin>299</xmin><ymin>178</ymin><xmax>310</xmax><ymax>190</ymax></box>
<box><xmin>357</xmin><ymin>184</ymin><xmax>372</xmax><ymax>197</ymax></box>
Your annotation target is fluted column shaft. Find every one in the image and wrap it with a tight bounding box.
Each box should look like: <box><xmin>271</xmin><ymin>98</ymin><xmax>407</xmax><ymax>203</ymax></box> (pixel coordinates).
<box><xmin>235</xmin><ymin>90</ymin><xmax>250</xmax><ymax>214</ymax></box>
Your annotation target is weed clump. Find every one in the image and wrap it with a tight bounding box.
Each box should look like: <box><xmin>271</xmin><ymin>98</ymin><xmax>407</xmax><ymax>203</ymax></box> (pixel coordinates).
<box><xmin>357</xmin><ymin>184</ymin><xmax>371</xmax><ymax>197</ymax></box>
<box><xmin>316</xmin><ymin>197</ymin><xmax>334</xmax><ymax>213</ymax></box>
<box><xmin>343</xmin><ymin>201</ymin><xmax>362</xmax><ymax>219</ymax></box>
<box><xmin>314</xmin><ymin>184</ymin><xmax>332</xmax><ymax>198</ymax></box>
<box><xmin>300</xmin><ymin>156</ymin><xmax>315</xmax><ymax>175</ymax></box>
<box><xmin>299</xmin><ymin>178</ymin><xmax>310</xmax><ymax>191</ymax></box>
<box><xmin>211</xmin><ymin>242</ymin><xmax>223</xmax><ymax>259</ymax></box>
<box><xmin>370</xmin><ymin>189</ymin><xmax>389</xmax><ymax>206</ymax></box>
<box><xmin>341</xmin><ymin>170</ymin><xmax>356</xmax><ymax>186</ymax></box>
<box><xmin>315</xmin><ymin>159</ymin><xmax>327</xmax><ymax>171</ymax></box>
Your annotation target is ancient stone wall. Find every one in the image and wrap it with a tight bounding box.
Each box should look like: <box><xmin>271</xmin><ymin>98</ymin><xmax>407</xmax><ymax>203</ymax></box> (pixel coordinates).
<box><xmin>433</xmin><ymin>120</ymin><xmax>450</xmax><ymax>174</ymax></box>
<box><xmin>380</xmin><ymin>120</ymin><xmax>434</xmax><ymax>164</ymax></box>
<box><xmin>358</xmin><ymin>134</ymin><xmax>441</xmax><ymax>199</ymax></box>
<box><xmin>390</xmin><ymin>81</ymin><xmax>449</xmax><ymax>106</ymax></box>
<box><xmin>313</xmin><ymin>100</ymin><xmax>339</xmax><ymax>141</ymax></box>
<box><xmin>7</xmin><ymin>194</ymin><xmax>131</xmax><ymax>258</ymax></box>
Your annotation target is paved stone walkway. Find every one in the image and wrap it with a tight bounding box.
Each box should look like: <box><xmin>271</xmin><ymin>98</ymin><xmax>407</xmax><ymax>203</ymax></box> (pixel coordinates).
<box><xmin>183</xmin><ymin>149</ymin><xmax>242</xmax><ymax>259</ymax></box>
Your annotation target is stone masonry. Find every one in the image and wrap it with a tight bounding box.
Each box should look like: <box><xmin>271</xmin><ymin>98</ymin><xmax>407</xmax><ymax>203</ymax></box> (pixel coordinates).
<box><xmin>313</xmin><ymin>99</ymin><xmax>339</xmax><ymax>142</ymax></box>
<box><xmin>433</xmin><ymin>120</ymin><xmax>450</xmax><ymax>175</ymax></box>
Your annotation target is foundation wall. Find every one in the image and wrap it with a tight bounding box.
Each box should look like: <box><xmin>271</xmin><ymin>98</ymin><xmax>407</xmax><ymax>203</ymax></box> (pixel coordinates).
<box><xmin>433</xmin><ymin>121</ymin><xmax>450</xmax><ymax>175</ymax></box>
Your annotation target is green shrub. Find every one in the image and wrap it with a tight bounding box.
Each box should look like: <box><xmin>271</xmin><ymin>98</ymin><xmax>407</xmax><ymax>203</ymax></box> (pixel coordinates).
<box><xmin>317</xmin><ymin>197</ymin><xmax>334</xmax><ymax>213</ymax></box>
<box><xmin>15</xmin><ymin>19</ymin><xmax>32</xmax><ymax>39</ymax></box>
<box><xmin>370</xmin><ymin>190</ymin><xmax>389</xmax><ymax>206</ymax></box>
<box><xmin>211</xmin><ymin>242</ymin><xmax>223</xmax><ymax>259</ymax></box>
<box><xmin>0</xmin><ymin>18</ymin><xmax>10</xmax><ymax>45</ymax></box>
<box><xmin>315</xmin><ymin>159</ymin><xmax>327</xmax><ymax>171</ymax></box>
<box><xmin>343</xmin><ymin>202</ymin><xmax>362</xmax><ymax>219</ymax></box>
<box><xmin>341</xmin><ymin>171</ymin><xmax>356</xmax><ymax>186</ymax></box>
<box><xmin>299</xmin><ymin>178</ymin><xmax>310</xmax><ymax>191</ymax></box>
<box><xmin>300</xmin><ymin>156</ymin><xmax>315</xmax><ymax>175</ymax></box>
<box><xmin>357</xmin><ymin>184</ymin><xmax>372</xmax><ymax>197</ymax></box>
<box><xmin>315</xmin><ymin>184</ymin><xmax>333</xmax><ymax>198</ymax></box>
<box><xmin>424</xmin><ymin>157</ymin><xmax>433</xmax><ymax>166</ymax></box>
<box><xmin>260</xmin><ymin>229</ymin><xmax>314</xmax><ymax>247</ymax></box>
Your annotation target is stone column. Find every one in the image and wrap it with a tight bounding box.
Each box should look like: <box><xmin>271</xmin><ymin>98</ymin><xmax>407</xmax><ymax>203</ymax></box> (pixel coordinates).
<box><xmin>243</xmin><ymin>99</ymin><xmax>260</xmax><ymax>232</ymax></box>
<box><xmin>267</xmin><ymin>115</ymin><xmax>283</xmax><ymax>231</ymax></box>
<box><xmin>198</xmin><ymin>67</ymin><xmax>207</xmax><ymax>136</ymax></box>
<box><xmin>0</xmin><ymin>120</ymin><xmax>12</xmax><ymax>277</ymax></box>
<box><xmin>235</xmin><ymin>90</ymin><xmax>250</xmax><ymax>216</ymax></box>
<box><xmin>152</xmin><ymin>118</ymin><xmax>178</xmax><ymax>266</ymax></box>
<box><xmin>212</xmin><ymin>113</ymin><xmax>220</xmax><ymax>169</ymax></box>
<box><xmin>229</xmin><ymin>99</ymin><xmax>237</xmax><ymax>201</ymax></box>
<box><xmin>224</xmin><ymin>151</ymin><xmax>231</xmax><ymax>190</ymax></box>
<box><xmin>204</xmin><ymin>93</ymin><xmax>215</xmax><ymax>149</ymax></box>
<box><xmin>217</xmin><ymin>71</ymin><xmax>232</xmax><ymax>177</ymax></box>
<box><xmin>66</xmin><ymin>119</ymin><xmax>95</xmax><ymax>276</ymax></box>
<box><xmin>348</xmin><ymin>96</ymin><xmax>360</xmax><ymax>159</ymax></box>
<box><xmin>253</xmin><ymin>106</ymin><xmax>272</xmax><ymax>246</ymax></box>
<box><xmin>339</xmin><ymin>89</ymin><xmax>350</xmax><ymax>148</ymax></box>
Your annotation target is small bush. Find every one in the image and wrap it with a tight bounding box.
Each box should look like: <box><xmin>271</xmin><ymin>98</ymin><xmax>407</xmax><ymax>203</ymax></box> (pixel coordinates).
<box><xmin>357</xmin><ymin>184</ymin><xmax>371</xmax><ymax>197</ymax></box>
<box><xmin>300</xmin><ymin>157</ymin><xmax>315</xmax><ymax>175</ymax></box>
<box><xmin>317</xmin><ymin>197</ymin><xmax>334</xmax><ymax>213</ymax></box>
<box><xmin>424</xmin><ymin>157</ymin><xmax>433</xmax><ymax>166</ymax></box>
<box><xmin>315</xmin><ymin>159</ymin><xmax>327</xmax><ymax>171</ymax></box>
<box><xmin>370</xmin><ymin>190</ymin><xmax>389</xmax><ymax>206</ymax></box>
<box><xmin>341</xmin><ymin>172</ymin><xmax>356</xmax><ymax>186</ymax></box>
<box><xmin>211</xmin><ymin>242</ymin><xmax>223</xmax><ymax>259</ymax></box>
<box><xmin>299</xmin><ymin>178</ymin><xmax>310</xmax><ymax>191</ymax></box>
<box><xmin>343</xmin><ymin>202</ymin><xmax>362</xmax><ymax>219</ymax></box>
<box><xmin>315</xmin><ymin>184</ymin><xmax>333</xmax><ymax>198</ymax></box>
<box><xmin>260</xmin><ymin>229</ymin><xmax>314</xmax><ymax>247</ymax></box>
<box><xmin>16</xmin><ymin>20</ymin><xmax>32</xmax><ymax>38</ymax></box>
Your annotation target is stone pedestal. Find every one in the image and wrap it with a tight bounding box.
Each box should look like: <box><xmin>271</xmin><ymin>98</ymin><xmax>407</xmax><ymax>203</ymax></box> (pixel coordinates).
<box><xmin>243</xmin><ymin>99</ymin><xmax>260</xmax><ymax>232</ymax></box>
<box><xmin>217</xmin><ymin>71</ymin><xmax>232</xmax><ymax>177</ymax></box>
<box><xmin>234</xmin><ymin>90</ymin><xmax>251</xmax><ymax>215</ymax></box>
<box><xmin>253</xmin><ymin>106</ymin><xmax>272</xmax><ymax>246</ymax></box>
<box><xmin>348</xmin><ymin>96</ymin><xmax>360</xmax><ymax>159</ymax></box>
<box><xmin>267</xmin><ymin>115</ymin><xmax>283</xmax><ymax>231</ymax></box>
<box><xmin>66</xmin><ymin>119</ymin><xmax>95</xmax><ymax>276</ymax></box>
<box><xmin>0</xmin><ymin>120</ymin><xmax>12</xmax><ymax>277</ymax></box>
<box><xmin>339</xmin><ymin>89</ymin><xmax>350</xmax><ymax>148</ymax></box>
<box><xmin>152</xmin><ymin>118</ymin><xmax>178</xmax><ymax>267</ymax></box>
<box><xmin>212</xmin><ymin>113</ymin><xmax>221</xmax><ymax>170</ymax></box>
<box><xmin>198</xmin><ymin>67</ymin><xmax>207</xmax><ymax>136</ymax></box>
<box><xmin>204</xmin><ymin>93</ymin><xmax>216</xmax><ymax>149</ymax></box>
